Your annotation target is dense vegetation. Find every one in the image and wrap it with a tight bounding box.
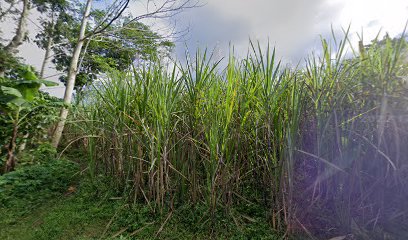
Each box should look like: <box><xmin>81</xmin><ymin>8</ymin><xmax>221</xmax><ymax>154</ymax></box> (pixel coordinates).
<box><xmin>1</xmin><ymin>149</ymin><xmax>277</xmax><ymax>239</ymax></box>
<box><xmin>58</xmin><ymin>33</ymin><xmax>408</xmax><ymax>239</ymax></box>
<box><xmin>1</xmin><ymin>1</ymin><xmax>408</xmax><ymax>237</ymax></box>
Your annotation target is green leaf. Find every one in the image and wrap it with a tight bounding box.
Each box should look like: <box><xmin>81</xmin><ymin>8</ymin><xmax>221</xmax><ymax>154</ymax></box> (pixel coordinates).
<box><xmin>1</xmin><ymin>86</ymin><xmax>23</xmax><ymax>98</ymax></box>
<box><xmin>8</xmin><ymin>97</ymin><xmax>27</xmax><ymax>107</ymax></box>
<box><xmin>14</xmin><ymin>80</ymin><xmax>58</xmax><ymax>102</ymax></box>
<box><xmin>40</xmin><ymin>80</ymin><xmax>58</xmax><ymax>87</ymax></box>
<box><xmin>21</xmin><ymin>66</ymin><xmax>38</xmax><ymax>80</ymax></box>
<box><xmin>19</xmin><ymin>87</ymin><xmax>38</xmax><ymax>102</ymax></box>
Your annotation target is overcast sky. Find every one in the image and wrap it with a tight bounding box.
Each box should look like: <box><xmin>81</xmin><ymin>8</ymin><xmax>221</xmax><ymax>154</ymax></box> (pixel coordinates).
<box><xmin>1</xmin><ymin>0</ymin><xmax>408</xmax><ymax>97</ymax></box>
<box><xmin>168</xmin><ymin>0</ymin><xmax>408</xmax><ymax>64</ymax></box>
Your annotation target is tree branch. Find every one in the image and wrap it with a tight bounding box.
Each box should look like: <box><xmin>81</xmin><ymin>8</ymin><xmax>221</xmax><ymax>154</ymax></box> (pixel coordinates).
<box><xmin>84</xmin><ymin>0</ymin><xmax>130</xmax><ymax>39</ymax></box>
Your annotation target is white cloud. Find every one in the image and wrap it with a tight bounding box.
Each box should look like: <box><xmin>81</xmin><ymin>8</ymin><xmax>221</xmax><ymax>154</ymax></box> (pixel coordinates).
<box><xmin>336</xmin><ymin>0</ymin><xmax>408</xmax><ymax>44</ymax></box>
<box><xmin>171</xmin><ymin>0</ymin><xmax>340</xmax><ymax>63</ymax></box>
<box><xmin>171</xmin><ymin>0</ymin><xmax>408</xmax><ymax>64</ymax></box>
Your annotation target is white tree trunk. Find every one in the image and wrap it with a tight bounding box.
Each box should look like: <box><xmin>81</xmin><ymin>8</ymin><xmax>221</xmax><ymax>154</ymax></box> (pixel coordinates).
<box><xmin>0</xmin><ymin>0</ymin><xmax>30</xmax><ymax>77</ymax></box>
<box><xmin>4</xmin><ymin>0</ymin><xmax>30</xmax><ymax>53</ymax></box>
<box><xmin>40</xmin><ymin>14</ymin><xmax>55</xmax><ymax>78</ymax></box>
<box><xmin>51</xmin><ymin>0</ymin><xmax>93</xmax><ymax>148</ymax></box>
<box><xmin>40</xmin><ymin>37</ymin><xmax>52</xmax><ymax>78</ymax></box>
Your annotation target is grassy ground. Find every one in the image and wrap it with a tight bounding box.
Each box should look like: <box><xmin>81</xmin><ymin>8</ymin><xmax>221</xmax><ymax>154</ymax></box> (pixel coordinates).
<box><xmin>0</xmin><ymin>196</ymin><xmax>108</xmax><ymax>240</ymax></box>
<box><xmin>0</xmin><ymin>158</ymin><xmax>281</xmax><ymax>240</ymax></box>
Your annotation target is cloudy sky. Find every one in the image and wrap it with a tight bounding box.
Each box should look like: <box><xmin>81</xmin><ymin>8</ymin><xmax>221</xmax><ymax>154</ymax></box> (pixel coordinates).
<box><xmin>1</xmin><ymin>0</ymin><xmax>408</xmax><ymax>97</ymax></box>
<box><xmin>169</xmin><ymin>0</ymin><xmax>408</xmax><ymax>63</ymax></box>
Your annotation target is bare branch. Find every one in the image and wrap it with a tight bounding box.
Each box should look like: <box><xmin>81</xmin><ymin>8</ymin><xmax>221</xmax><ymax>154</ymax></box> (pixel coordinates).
<box><xmin>125</xmin><ymin>0</ymin><xmax>200</xmax><ymax>24</ymax></box>
<box><xmin>85</xmin><ymin>0</ymin><xmax>200</xmax><ymax>40</ymax></box>
<box><xmin>84</xmin><ymin>0</ymin><xmax>130</xmax><ymax>39</ymax></box>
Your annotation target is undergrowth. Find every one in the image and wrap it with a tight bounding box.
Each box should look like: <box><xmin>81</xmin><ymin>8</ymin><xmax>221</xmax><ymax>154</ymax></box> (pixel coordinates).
<box><xmin>0</xmin><ymin>152</ymin><xmax>281</xmax><ymax>239</ymax></box>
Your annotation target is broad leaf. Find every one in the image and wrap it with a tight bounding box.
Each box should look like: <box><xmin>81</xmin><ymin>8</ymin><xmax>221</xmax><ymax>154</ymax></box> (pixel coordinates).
<box><xmin>19</xmin><ymin>86</ymin><xmax>39</xmax><ymax>102</ymax></box>
<box><xmin>17</xmin><ymin>79</ymin><xmax>58</xmax><ymax>87</ymax></box>
<box><xmin>1</xmin><ymin>86</ymin><xmax>22</xmax><ymax>98</ymax></box>
<box><xmin>21</xmin><ymin>66</ymin><xmax>38</xmax><ymax>80</ymax></box>
<box><xmin>8</xmin><ymin>97</ymin><xmax>27</xmax><ymax>107</ymax></box>
<box><xmin>40</xmin><ymin>79</ymin><xmax>58</xmax><ymax>87</ymax></box>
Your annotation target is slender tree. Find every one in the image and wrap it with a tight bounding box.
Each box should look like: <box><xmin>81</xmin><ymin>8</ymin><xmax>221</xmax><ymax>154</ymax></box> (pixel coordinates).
<box><xmin>51</xmin><ymin>0</ymin><xmax>198</xmax><ymax>147</ymax></box>
<box><xmin>51</xmin><ymin>0</ymin><xmax>93</xmax><ymax>147</ymax></box>
<box><xmin>0</xmin><ymin>0</ymin><xmax>67</xmax><ymax>77</ymax></box>
<box><xmin>3</xmin><ymin>0</ymin><xmax>30</xmax><ymax>54</ymax></box>
<box><xmin>0</xmin><ymin>0</ymin><xmax>30</xmax><ymax>77</ymax></box>
<box><xmin>34</xmin><ymin>0</ymin><xmax>69</xmax><ymax>78</ymax></box>
<box><xmin>53</xmin><ymin>19</ymin><xmax>174</xmax><ymax>92</ymax></box>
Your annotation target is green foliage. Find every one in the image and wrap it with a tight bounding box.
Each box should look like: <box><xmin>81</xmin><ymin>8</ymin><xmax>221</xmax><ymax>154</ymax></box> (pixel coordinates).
<box><xmin>0</xmin><ymin>45</ymin><xmax>21</xmax><ymax>76</ymax></box>
<box><xmin>0</xmin><ymin>158</ymin><xmax>79</xmax><ymax>208</ymax></box>
<box><xmin>38</xmin><ymin>2</ymin><xmax>175</xmax><ymax>91</ymax></box>
<box><xmin>0</xmin><ymin>65</ymin><xmax>60</xmax><ymax>171</ymax></box>
<box><xmin>0</xmin><ymin>92</ymin><xmax>61</xmax><ymax>158</ymax></box>
<box><xmin>70</xmin><ymin>44</ymin><xmax>300</xmax><ymax>233</ymax></box>
<box><xmin>65</xmin><ymin>32</ymin><xmax>408</xmax><ymax>239</ymax></box>
<box><xmin>0</xmin><ymin>65</ymin><xmax>57</xmax><ymax>109</ymax></box>
<box><xmin>18</xmin><ymin>142</ymin><xmax>57</xmax><ymax>166</ymax></box>
<box><xmin>0</xmin><ymin>166</ymin><xmax>280</xmax><ymax>239</ymax></box>
<box><xmin>32</xmin><ymin>0</ymin><xmax>68</xmax><ymax>14</ymax></box>
<box><xmin>0</xmin><ymin>143</ymin><xmax>278</xmax><ymax>239</ymax></box>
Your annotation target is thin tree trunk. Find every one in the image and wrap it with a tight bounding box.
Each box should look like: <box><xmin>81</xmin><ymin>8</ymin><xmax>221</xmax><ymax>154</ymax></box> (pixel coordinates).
<box><xmin>4</xmin><ymin>0</ymin><xmax>30</xmax><ymax>53</ymax></box>
<box><xmin>18</xmin><ymin>132</ymin><xmax>29</xmax><ymax>152</ymax></box>
<box><xmin>51</xmin><ymin>0</ymin><xmax>93</xmax><ymax>148</ymax></box>
<box><xmin>0</xmin><ymin>0</ymin><xmax>30</xmax><ymax>77</ymax></box>
<box><xmin>4</xmin><ymin>110</ymin><xmax>20</xmax><ymax>173</ymax></box>
<box><xmin>40</xmin><ymin>17</ymin><xmax>55</xmax><ymax>78</ymax></box>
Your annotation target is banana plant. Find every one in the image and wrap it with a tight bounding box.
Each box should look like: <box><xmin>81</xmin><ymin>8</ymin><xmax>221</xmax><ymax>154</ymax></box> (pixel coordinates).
<box><xmin>0</xmin><ymin>66</ymin><xmax>57</xmax><ymax>173</ymax></box>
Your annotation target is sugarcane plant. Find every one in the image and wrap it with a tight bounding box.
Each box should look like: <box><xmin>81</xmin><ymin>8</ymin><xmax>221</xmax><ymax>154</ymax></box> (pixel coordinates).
<box><xmin>64</xmin><ymin>30</ymin><xmax>408</xmax><ymax>238</ymax></box>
